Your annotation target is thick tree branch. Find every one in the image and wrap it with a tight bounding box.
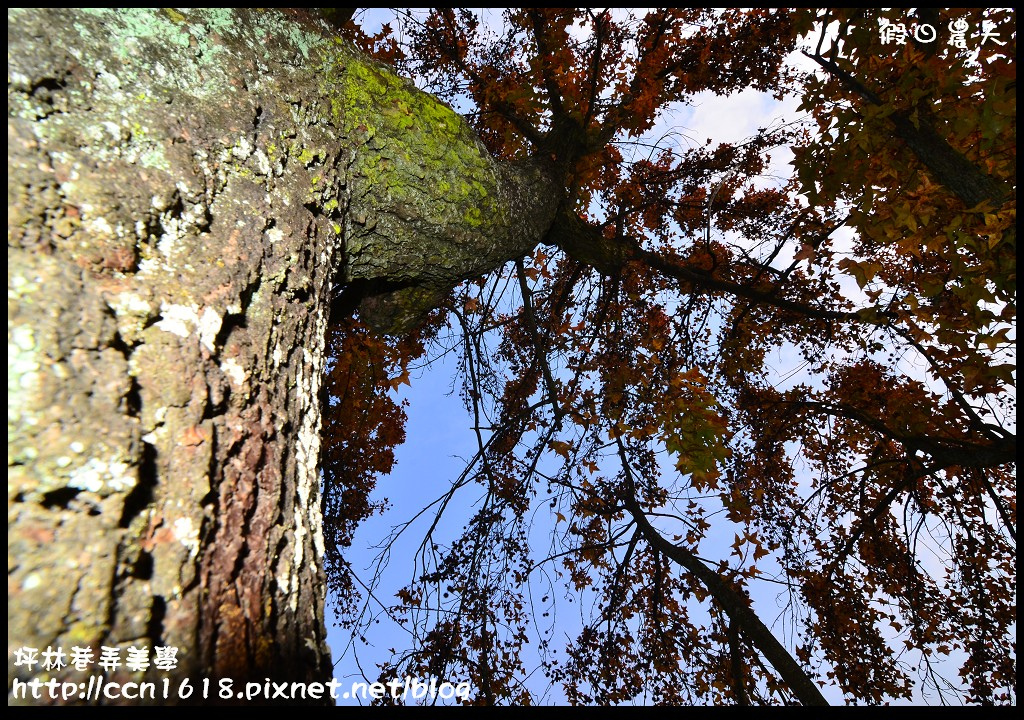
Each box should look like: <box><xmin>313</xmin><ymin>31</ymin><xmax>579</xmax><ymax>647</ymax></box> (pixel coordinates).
<box><xmin>803</xmin><ymin>51</ymin><xmax>1013</xmax><ymax>209</ymax></box>
<box><xmin>551</xmin><ymin>210</ymin><xmax>859</xmax><ymax>323</ymax></box>
<box><xmin>788</xmin><ymin>399</ymin><xmax>1017</xmax><ymax>471</ymax></box>
<box><xmin>615</xmin><ymin>438</ymin><xmax>829</xmax><ymax>706</ymax></box>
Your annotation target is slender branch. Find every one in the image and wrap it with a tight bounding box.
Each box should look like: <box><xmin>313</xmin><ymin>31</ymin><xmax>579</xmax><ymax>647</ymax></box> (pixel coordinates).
<box><xmin>515</xmin><ymin>257</ymin><xmax>564</xmax><ymax>428</ymax></box>
<box><xmin>582</xmin><ymin>9</ymin><xmax>608</xmax><ymax>129</ymax></box>
<box><xmin>427</xmin><ymin>10</ymin><xmax>547</xmax><ymax>149</ymax></box>
<box><xmin>729</xmin><ymin>616</ymin><xmax>751</xmax><ymax>706</ymax></box>
<box><xmin>887</xmin><ymin>322</ymin><xmax>1011</xmax><ymax>443</ymax></box>
<box><xmin>526</xmin><ymin>10</ymin><xmax>568</xmax><ymax>120</ymax></box>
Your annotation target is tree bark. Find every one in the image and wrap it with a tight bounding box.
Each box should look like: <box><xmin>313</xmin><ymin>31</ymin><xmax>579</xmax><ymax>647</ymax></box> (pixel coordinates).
<box><xmin>7</xmin><ymin>8</ymin><xmax>558</xmax><ymax>704</ymax></box>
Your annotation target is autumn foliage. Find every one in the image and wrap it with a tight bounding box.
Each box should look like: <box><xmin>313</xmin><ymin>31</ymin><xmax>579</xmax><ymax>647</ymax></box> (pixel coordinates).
<box><xmin>321</xmin><ymin>9</ymin><xmax>1015</xmax><ymax>705</ymax></box>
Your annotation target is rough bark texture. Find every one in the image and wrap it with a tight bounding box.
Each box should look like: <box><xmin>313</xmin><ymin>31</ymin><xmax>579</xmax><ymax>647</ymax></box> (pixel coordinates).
<box><xmin>8</xmin><ymin>8</ymin><xmax>558</xmax><ymax>704</ymax></box>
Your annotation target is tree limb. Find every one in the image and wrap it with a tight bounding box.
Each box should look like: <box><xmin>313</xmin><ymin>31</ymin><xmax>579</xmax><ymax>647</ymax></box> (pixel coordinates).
<box><xmin>615</xmin><ymin>437</ymin><xmax>829</xmax><ymax>706</ymax></box>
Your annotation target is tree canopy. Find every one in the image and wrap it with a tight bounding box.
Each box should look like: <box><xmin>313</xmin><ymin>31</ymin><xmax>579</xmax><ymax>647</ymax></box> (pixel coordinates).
<box><xmin>320</xmin><ymin>9</ymin><xmax>1015</xmax><ymax>705</ymax></box>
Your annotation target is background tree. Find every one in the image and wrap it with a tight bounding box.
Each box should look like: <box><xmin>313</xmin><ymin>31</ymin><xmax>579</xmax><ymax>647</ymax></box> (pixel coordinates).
<box><xmin>324</xmin><ymin>8</ymin><xmax>1015</xmax><ymax>705</ymax></box>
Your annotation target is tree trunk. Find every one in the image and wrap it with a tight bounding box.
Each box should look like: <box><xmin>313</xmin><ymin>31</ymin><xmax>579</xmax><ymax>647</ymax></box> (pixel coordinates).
<box><xmin>7</xmin><ymin>8</ymin><xmax>558</xmax><ymax>704</ymax></box>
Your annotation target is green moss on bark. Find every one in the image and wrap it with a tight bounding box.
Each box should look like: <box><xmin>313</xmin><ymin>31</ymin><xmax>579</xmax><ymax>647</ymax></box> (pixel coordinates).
<box><xmin>321</xmin><ymin>49</ymin><xmax>500</xmax><ymax>230</ymax></box>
